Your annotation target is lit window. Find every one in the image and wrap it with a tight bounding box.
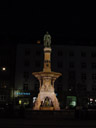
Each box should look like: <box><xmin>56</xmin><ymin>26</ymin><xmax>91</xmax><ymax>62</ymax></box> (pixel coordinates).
<box><xmin>2</xmin><ymin>67</ymin><xmax>6</xmax><ymax>71</ymax></box>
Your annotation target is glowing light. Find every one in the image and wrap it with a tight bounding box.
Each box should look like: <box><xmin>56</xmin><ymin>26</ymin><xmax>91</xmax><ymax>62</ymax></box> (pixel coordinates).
<box><xmin>33</xmin><ymin>97</ymin><xmax>37</xmax><ymax>103</ymax></box>
<box><xmin>90</xmin><ymin>98</ymin><xmax>93</xmax><ymax>102</ymax></box>
<box><xmin>37</xmin><ymin>40</ymin><xmax>40</xmax><ymax>44</ymax></box>
<box><xmin>19</xmin><ymin>100</ymin><xmax>22</xmax><ymax>105</ymax></box>
<box><xmin>16</xmin><ymin>92</ymin><xmax>30</xmax><ymax>95</ymax></box>
<box><xmin>3</xmin><ymin>85</ymin><xmax>7</xmax><ymax>88</ymax></box>
<box><xmin>71</xmin><ymin>101</ymin><xmax>76</xmax><ymax>106</ymax></box>
<box><xmin>2</xmin><ymin>67</ymin><xmax>6</xmax><ymax>71</ymax></box>
<box><xmin>67</xmin><ymin>96</ymin><xmax>77</xmax><ymax>107</ymax></box>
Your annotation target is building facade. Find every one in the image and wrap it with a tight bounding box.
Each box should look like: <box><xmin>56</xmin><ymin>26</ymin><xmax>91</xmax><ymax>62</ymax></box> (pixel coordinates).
<box><xmin>15</xmin><ymin>43</ymin><xmax>96</xmax><ymax>109</ymax></box>
<box><xmin>0</xmin><ymin>45</ymin><xmax>16</xmax><ymax>108</ymax></box>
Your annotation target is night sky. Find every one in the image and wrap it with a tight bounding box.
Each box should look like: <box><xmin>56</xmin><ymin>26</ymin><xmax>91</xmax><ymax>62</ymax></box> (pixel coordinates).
<box><xmin>0</xmin><ymin>4</ymin><xmax>96</xmax><ymax>45</ymax></box>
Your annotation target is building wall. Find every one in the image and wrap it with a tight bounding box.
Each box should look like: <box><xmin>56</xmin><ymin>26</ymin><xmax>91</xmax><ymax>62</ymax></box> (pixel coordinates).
<box><xmin>15</xmin><ymin>44</ymin><xmax>43</xmax><ymax>91</ymax></box>
<box><xmin>0</xmin><ymin>45</ymin><xmax>16</xmax><ymax>104</ymax></box>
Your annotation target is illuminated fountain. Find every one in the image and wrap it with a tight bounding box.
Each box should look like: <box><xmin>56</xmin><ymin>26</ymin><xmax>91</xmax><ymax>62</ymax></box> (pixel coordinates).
<box><xmin>32</xmin><ymin>32</ymin><xmax>62</xmax><ymax>110</ymax></box>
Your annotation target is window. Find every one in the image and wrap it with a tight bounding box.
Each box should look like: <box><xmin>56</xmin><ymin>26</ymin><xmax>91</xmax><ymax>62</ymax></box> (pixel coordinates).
<box><xmin>92</xmin><ymin>73</ymin><xmax>96</xmax><ymax>80</ymax></box>
<box><xmin>35</xmin><ymin>84</ymin><xmax>39</xmax><ymax>91</ymax></box>
<box><xmin>24</xmin><ymin>60</ymin><xmax>30</xmax><ymax>67</ymax></box>
<box><xmin>0</xmin><ymin>95</ymin><xmax>5</xmax><ymax>101</ymax></box>
<box><xmin>81</xmin><ymin>62</ymin><xmax>87</xmax><ymax>68</ymax></box>
<box><xmin>23</xmin><ymin>84</ymin><xmax>28</xmax><ymax>90</ymax></box>
<box><xmin>69</xmin><ymin>62</ymin><xmax>74</xmax><ymax>68</ymax></box>
<box><xmin>35</xmin><ymin>61</ymin><xmax>41</xmax><ymax>68</ymax></box>
<box><xmin>92</xmin><ymin>84</ymin><xmax>96</xmax><ymax>91</ymax></box>
<box><xmin>58</xmin><ymin>51</ymin><xmax>63</xmax><ymax>56</ymax></box>
<box><xmin>81</xmin><ymin>73</ymin><xmax>86</xmax><ymax>80</ymax></box>
<box><xmin>91</xmin><ymin>52</ymin><xmax>96</xmax><ymax>57</ymax></box>
<box><xmin>25</xmin><ymin>49</ymin><xmax>30</xmax><ymax>56</ymax></box>
<box><xmin>0</xmin><ymin>81</ymin><xmax>8</xmax><ymax>88</ymax></box>
<box><xmin>69</xmin><ymin>51</ymin><xmax>74</xmax><ymax>57</ymax></box>
<box><xmin>81</xmin><ymin>86</ymin><xmax>86</xmax><ymax>91</ymax></box>
<box><xmin>36</xmin><ymin>50</ymin><xmax>41</xmax><ymax>56</ymax></box>
<box><xmin>92</xmin><ymin>63</ymin><xmax>96</xmax><ymax>69</ymax></box>
<box><xmin>24</xmin><ymin>72</ymin><xmax>29</xmax><ymax>79</ymax></box>
<box><xmin>92</xmin><ymin>87</ymin><xmax>96</xmax><ymax>91</ymax></box>
<box><xmin>81</xmin><ymin>52</ymin><xmax>86</xmax><ymax>57</ymax></box>
<box><xmin>57</xmin><ymin>61</ymin><xmax>63</xmax><ymax>68</ymax></box>
<box><xmin>77</xmin><ymin>83</ymin><xmax>86</xmax><ymax>91</ymax></box>
<box><xmin>68</xmin><ymin>71</ymin><xmax>76</xmax><ymax>80</ymax></box>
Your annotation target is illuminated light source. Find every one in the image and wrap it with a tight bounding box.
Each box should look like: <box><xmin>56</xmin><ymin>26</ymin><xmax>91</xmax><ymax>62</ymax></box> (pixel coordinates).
<box><xmin>2</xmin><ymin>67</ymin><xmax>6</xmax><ymax>71</ymax></box>
<box><xmin>3</xmin><ymin>85</ymin><xmax>7</xmax><ymax>88</ymax></box>
<box><xmin>33</xmin><ymin>97</ymin><xmax>37</xmax><ymax>103</ymax></box>
<box><xmin>19</xmin><ymin>100</ymin><xmax>22</xmax><ymax>105</ymax></box>
<box><xmin>71</xmin><ymin>101</ymin><xmax>76</xmax><ymax>106</ymax></box>
<box><xmin>67</xmin><ymin>96</ymin><xmax>77</xmax><ymax>107</ymax></box>
<box><xmin>37</xmin><ymin>40</ymin><xmax>40</xmax><ymax>44</ymax></box>
<box><xmin>90</xmin><ymin>98</ymin><xmax>93</xmax><ymax>102</ymax></box>
<box><xmin>95</xmin><ymin>99</ymin><xmax>96</xmax><ymax>102</ymax></box>
<box><xmin>16</xmin><ymin>92</ymin><xmax>30</xmax><ymax>95</ymax></box>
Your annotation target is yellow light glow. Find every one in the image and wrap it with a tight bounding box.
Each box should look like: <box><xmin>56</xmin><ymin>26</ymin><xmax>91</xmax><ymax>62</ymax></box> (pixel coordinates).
<box><xmin>19</xmin><ymin>100</ymin><xmax>22</xmax><ymax>105</ymax></box>
<box><xmin>2</xmin><ymin>67</ymin><xmax>6</xmax><ymax>71</ymax></box>
<box><xmin>37</xmin><ymin>40</ymin><xmax>40</xmax><ymax>44</ymax></box>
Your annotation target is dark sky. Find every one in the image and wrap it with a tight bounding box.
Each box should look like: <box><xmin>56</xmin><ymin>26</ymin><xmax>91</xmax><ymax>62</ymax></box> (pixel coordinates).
<box><xmin>0</xmin><ymin>4</ymin><xmax>96</xmax><ymax>45</ymax></box>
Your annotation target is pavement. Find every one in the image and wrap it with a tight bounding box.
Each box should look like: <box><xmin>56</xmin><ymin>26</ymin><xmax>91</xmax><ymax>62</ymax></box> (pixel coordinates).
<box><xmin>0</xmin><ymin>118</ymin><xmax>96</xmax><ymax>128</ymax></box>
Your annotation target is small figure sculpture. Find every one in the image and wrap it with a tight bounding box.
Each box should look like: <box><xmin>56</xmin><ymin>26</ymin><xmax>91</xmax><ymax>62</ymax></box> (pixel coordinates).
<box><xmin>44</xmin><ymin>32</ymin><xmax>51</xmax><ymax>47</ymax></box>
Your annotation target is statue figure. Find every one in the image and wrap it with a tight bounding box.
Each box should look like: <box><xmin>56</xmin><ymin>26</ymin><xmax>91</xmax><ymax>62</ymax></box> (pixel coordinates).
<box><xmin>44</xmin><ymin>32</ymin><xmax>51</xmax><ymax>47</ymax></box>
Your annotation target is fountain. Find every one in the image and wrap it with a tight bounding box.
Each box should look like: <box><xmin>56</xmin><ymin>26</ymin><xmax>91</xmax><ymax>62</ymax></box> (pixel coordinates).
<box><xmin>32</xmin><ymin>32</ymin><xmax>62</xmax><ymax>110</ymax></box>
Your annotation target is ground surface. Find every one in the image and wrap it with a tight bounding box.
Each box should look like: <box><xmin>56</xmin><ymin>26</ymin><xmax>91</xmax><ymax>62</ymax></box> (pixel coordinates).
<box><xmin>0</xmin><ymin>118</ymin><xmax>96</xmax><ymax>128</ymax></box>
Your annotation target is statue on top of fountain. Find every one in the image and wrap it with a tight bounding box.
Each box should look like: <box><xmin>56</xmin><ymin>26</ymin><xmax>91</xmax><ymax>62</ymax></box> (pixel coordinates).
<box><xmin>44</xmin><ymin>32</ymin><xmax>51</xmax><ymax>48</ymax></box>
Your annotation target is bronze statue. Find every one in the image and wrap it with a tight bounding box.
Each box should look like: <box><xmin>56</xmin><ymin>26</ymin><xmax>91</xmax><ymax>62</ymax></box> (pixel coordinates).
<box><xmin>44</xmin><ymin>32</ymin><xmax>51</xmax><ymax>47</ymax></box>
